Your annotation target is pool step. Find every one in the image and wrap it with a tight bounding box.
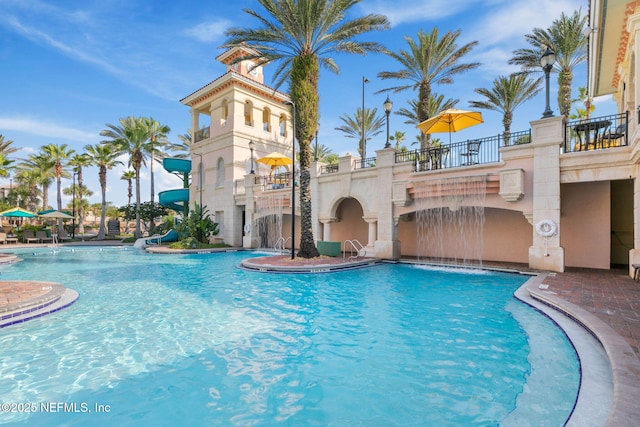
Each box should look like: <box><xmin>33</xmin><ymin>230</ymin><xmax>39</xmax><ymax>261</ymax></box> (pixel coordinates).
<box><xmin>0</xmin><ymin>282</ymin><xmax>79</xmax><ymax>328</ymax></box>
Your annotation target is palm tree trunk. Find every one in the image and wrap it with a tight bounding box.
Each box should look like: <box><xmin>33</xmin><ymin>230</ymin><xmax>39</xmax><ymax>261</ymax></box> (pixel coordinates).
<box><xmin>135</xmin><ymin>167</ymin><xmax>141</xmax><ymax>238</ymax></box>
<box><xmin>77</xmin><ymin>168</ymin><xmax>85</xmax><ymax>235</ymax></box>
<box><xmin>97</xmin><ymin>166</ymin><xmax>107</xmax><ymax>240</ymax></box>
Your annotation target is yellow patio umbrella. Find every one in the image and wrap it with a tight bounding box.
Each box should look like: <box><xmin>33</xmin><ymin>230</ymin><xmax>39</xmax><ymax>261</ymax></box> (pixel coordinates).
<box><xmin>417</xmin><ymin>109</ymin><xmax>484</xmax><ymax>144</ymax></box>
<box><xmin>256</xmin><ymin>152</ymin><xmax>293</xmax><ymax>167</ymax></box>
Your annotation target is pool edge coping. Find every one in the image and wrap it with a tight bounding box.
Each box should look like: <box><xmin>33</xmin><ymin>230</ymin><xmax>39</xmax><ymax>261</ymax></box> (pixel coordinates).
<box><xmin>524</xmin><ymin>273</ymin><xmax>640</xmax><ymax>427</ymax></box>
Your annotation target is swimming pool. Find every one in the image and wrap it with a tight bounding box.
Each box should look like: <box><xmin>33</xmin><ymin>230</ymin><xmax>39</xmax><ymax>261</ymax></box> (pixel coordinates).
<box><xmin>0</xmin><ymin>247</ymin><xmax>579</xmax><ymax>426</ymax></box>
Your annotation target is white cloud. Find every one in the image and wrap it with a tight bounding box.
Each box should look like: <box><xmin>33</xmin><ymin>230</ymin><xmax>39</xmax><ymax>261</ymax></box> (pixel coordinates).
<box><xmin>0</xmin><ymin>116</ymin><xmax>99</xmax><ymax>143</ymax></box>
<box><xmin>184</xmin><ymin>20</ymin><xmax>230</xmax><ymax>43</ymax></box>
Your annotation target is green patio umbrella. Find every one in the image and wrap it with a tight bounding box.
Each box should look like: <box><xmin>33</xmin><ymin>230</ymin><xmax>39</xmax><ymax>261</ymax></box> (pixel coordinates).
<box><xmin>0</xmin><ymin>207</ymin><xmax>37</xmax><ymax>218</ymax></box>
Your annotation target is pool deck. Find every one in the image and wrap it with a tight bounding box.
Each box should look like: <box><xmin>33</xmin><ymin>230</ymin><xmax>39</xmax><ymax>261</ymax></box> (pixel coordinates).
<box><xmin>1</xmin><ymin>244</ymin><xmax>639</xmax><ymax>425</ymax></box>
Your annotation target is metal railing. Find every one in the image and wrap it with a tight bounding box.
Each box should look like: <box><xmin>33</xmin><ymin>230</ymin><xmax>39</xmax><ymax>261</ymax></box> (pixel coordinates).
<box><xmin>254</xmin><ymin>172</ymin><xmax>296</xmax><ymax>190</ymax></box>
<box><xmin>394</xmin><ymin>129</ymin><xmax>531</xmax><ymax>171</ymax></box>
<box><xmin>194</xmin><ymin>126</ymin><xmax>210</xmax><ymax>143</ymax></box>
<box><xmin>275</xmin><ymin>236</ymin><xmax>290</xmax><ymax>253</ymax></box>
<box><xmin>321</xmin><ymin>164</ymin><xmax>339</xmax><ymax>174</ymax></box>
<box><xmin>343</xmin><ymin>239</ymin><xmax>366</xmax><ymax>261</ymax></box>
<box><xmin>354</xmin><ymin>157</ymin><xmax>377</xmax><ymax>169</ymax></box>
<box><xmin>564</xmin><ymin>112</ymin><xmax>629</xmax><ymax>153</ymax></box>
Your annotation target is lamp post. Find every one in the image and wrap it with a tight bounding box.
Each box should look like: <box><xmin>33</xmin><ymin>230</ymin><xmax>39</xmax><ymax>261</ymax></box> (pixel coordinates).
<box><xmin>314</xmin><ymin>125</ymin><xmax>319</xmax><ymax>161</ymax></box>
<box><xmin>249</xmin><ymin>140</ymin><xmax>255</xmax><ymax>174</ymax></box>
<box><xmin>72</xmin><ymin>172</ymin><xmax>76</xmax><ymax>239</ymax></box>
<box><xmin>383</xmin><ymin>95</ymin><xmax>393</xmax><ymax>148</ymax></box>
<box><xmin>361</xmin><ymin>76</ymin><xmax>369</xmax><ymax>159</ymax></box>
<box><xmin>540</xmin><ymin>46</ymin><xmax>556</xmax><ymax>118</ymax></box>
<box><xmin>283</xmin><ymin>100</ymin><xmax>296</xmax><ymax>260</ymax></box>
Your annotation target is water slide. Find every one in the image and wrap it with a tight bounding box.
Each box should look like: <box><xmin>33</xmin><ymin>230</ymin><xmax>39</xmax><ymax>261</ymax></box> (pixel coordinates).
<box><xmin>134</xmin><ymin>158</ymin><xmax>192</xmax><ymax>249</ymax></box>
<box><xmin>133</xmin><ymin>229</ymin><xmax>180</xmax><ymax>249</ymax></box>
<box><xmin>158</xmin><ymin>158</ymin><xmax>192</xmax><ymax>213</ymax></box>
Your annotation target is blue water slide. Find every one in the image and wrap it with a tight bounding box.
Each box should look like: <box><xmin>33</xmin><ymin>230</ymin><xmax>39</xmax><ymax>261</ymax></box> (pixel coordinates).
<box><xmin>159</xmin><ymin>158</ymin><xmax>192</xmax><ymax>212</ymax></box>
<box><xmin>158</xmin><ymin>188</ymin><xmax>190</xmax><ymax>212</ymax></box>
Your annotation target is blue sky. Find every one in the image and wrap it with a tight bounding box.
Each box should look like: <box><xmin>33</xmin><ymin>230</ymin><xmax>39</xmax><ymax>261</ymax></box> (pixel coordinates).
<box><xmin>0</xmin><ymin>0</ymin><xmax>613</xmax><ymax>208</ymax></box>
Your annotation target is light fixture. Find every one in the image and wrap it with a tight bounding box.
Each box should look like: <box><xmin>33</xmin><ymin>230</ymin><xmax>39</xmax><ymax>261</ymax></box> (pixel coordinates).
<box><xmin>383</xmin><ymin>95</ymin><xmax>393</xmax><ymax>148</ymax></box>
<box><xmin>248</xmin><ymin>140</ymin><xmax>255</xmax><ymax>174</ymax></box>
<box><xmin>540</xmin><ymin>46</ymin><xmax>556</xmax><ymax>118</ymax></box>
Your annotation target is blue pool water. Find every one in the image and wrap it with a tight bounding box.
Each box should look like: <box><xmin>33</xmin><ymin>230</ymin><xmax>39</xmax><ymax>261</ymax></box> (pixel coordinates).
<box><xmin>0</xmin><ymin>247</ymin><xmax>579</xmax><ymax>426</ymax></box>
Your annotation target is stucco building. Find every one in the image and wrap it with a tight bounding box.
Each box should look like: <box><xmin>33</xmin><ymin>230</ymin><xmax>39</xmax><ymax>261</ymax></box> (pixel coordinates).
<box><xmin>180</xmin><ymin>0</ymin><xmax>636</xmax><ymax>275</ymax></box>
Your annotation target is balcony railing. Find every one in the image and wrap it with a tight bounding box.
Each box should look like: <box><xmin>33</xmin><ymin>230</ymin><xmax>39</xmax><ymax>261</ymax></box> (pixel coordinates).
<box><xmin>321</xmin><ymin>164</ymin><xmax>339</xmax><ymax>174</ymax></box>
<box><xmin>395</xmin><ymin>129</ymin><xmax>531</xmax><ymax>171</ymax></box>
<box><xmin>194</xmin><ymin>126</ymin><xmax>210</xmax><ymax>143</ymax></box>
<box><xmin>353</xmin><ymin>157</ymin><xmax>377</xmax><ymax>169</ymax></box>
<box><xmin>564</xmin><ymin>112</ymin><xmax>629</xmax><ymax>153</ymax></box>
<box><xmin>253</xmin><ymin>172</ymin><xmax>296</xmax><ymax>191</ymax></box>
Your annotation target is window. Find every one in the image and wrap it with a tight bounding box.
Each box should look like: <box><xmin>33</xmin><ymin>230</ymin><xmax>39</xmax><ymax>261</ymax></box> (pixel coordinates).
<box><xmin>221</xmin><ymin>99</ymin><xmax>229</xmax><ymax>125</ymax></box>
<box><xmin>244</xmin><ymin>101</ymin><xmax>253</xmax><ymax>126</ymax></box>
<box><xmin>216</xmin><ymin>157</ymin><xmax>225</xmax><ymax>187</ymax></box>
<box><xmin>262</xmin><ymin>107</ymin><xmax>271</xmax><ymax>132</ymax></box>
<box><xmin>279</xmin><ymin>114</ymin><xmax>286</xmax><ymax>137</ymax></box>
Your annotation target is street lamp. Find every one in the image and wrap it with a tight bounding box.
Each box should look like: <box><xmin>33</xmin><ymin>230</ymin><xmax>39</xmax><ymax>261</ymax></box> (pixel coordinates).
<box><xmin>314</xmin><ymin>125</ymin><xmax>319</xmax><ymax>161</ymax></box>
<box><xmin>540</xmin><ymin>46</ymin><xmax>556</xmax><ymax>118</ymax></box>
<box><xmin>383</xmin><ymin>95</ymin><xmax>393</xmax><ymax>148</ymax></box>
<box><xmin>72</xmin><ymin>172</ymin><xmax>76</xmax><ymax>239</ymax></box>
<box><xmin>283</xmin><ymin>100</ymin><xmax>296</xmax><ymax>260</ymax></box>
<box><xmin>361</xmin><ymin>76</ymin><xmax>369</xmax><ymax>159</ymax></box>
<box><xmin>249</xmin><ymin>140</ymin><xmax>255</xmax><ymax>174</ymax></box>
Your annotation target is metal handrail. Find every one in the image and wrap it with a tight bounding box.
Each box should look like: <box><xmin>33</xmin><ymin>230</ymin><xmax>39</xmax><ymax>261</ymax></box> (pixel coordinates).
<box><xmin>343</xmin><ymin>239</ymin><xmax>366</xmax><ymax>261</ymax></box>
<box><xmin>274</xmin><ymin>236</ymin><xmax>290</xmax><ymax>253</ymax></box>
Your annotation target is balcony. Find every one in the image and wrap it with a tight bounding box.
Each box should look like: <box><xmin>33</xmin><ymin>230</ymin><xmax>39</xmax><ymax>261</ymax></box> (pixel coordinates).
<box><xmin>395</xmin><ymin>129</ymin><xmax>531</xmax><ymax>172</ymax></box>
<box><xmin>563</xmin><ymin>112</ymin><xmax>628</xmax><ymax>153</ymax></box>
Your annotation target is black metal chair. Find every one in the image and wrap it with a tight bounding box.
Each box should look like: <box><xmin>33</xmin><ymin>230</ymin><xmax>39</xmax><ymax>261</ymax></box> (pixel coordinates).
<box><xmin>601</xmin><ymin>123</ymin><xmax>626</xmax><ymax>147</ymax></box>
<box><xmin>460</xmin><ymin>140</ymin><xmax>481</xmax><ymax>165</ymax></box>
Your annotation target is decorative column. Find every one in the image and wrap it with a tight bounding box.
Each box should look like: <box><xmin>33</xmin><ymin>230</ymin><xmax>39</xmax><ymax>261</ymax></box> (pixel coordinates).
<box><xmin>243</xmin><ymin>174</ymin><xmax>258</xmax><ymax>249</ymax></box>
<box><xmin>629</xmin><ymin>164</ymin><xmax>640</xmax><ymax>277</ymax></box>
<box><xmin>373</xmin><ymin>147</ymin><xmax>401</xmax><ymax>259</ymax></box>
<box><xmin>363</xmin><ymin>217</ymin><xmax>378</xmax><ymax>252</ymax></box>
<box><xmin>319</xmin><ymin>218</ymin><xmax>337</xmax><ymax>242</ymax></box>
<box><xmin>528</xmin><ymin>115</ymin><xmax>565</xmax><ymax>272</ymax></box>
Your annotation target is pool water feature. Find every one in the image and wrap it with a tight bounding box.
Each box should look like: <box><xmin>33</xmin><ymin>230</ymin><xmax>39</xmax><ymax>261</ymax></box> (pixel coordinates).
<box><xmin>0</xmin><ymin>248</ymin><xmax>579</xmax><ymax>426</ymax></box>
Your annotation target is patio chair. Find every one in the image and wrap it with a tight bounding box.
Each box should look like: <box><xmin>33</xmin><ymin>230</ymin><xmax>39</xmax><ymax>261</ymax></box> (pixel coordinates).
<box><xmin>58</xmin><ymin>228</ymin><xmax>72</xmax><ymax>241</ymax></box>
<box><xmin>36</xmin><ymin>230</ymin><xmax>53</xmax><ymax>243</ymax></box>
<box><xmin>460</xmin><ymin>140</ymin><xmax>481</xmax><ymax>165</ymax></box>
<box><xmin>601</xmin><ymin>123</ymin><xmax>626</xmax><ymax>147</ymax></box>
<box><xmin>0</xmin><ymin>232</ymin><xmax>6</xmax><ymax>244</ymax></box>
<box><xmin>23</xmin><ymin>229</ymin><xmax>39</xmax><ymax>243</ymax></box>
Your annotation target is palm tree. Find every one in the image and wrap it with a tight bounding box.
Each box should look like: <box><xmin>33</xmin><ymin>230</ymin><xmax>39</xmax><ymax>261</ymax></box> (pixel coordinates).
<box><xmin>313</xmin><ymin>144</ymin><xmax>334</xmax><ymax>163</ymax></box>
<box><xmin>0</xmin><ymin>135</ymin><xmax>19</xmax><ymax>157</ymax></box>
<box><xmin>41</xmin><ymin>144</ymin><xmax>75</xmax><ymax>215</ymax></box>
<box><xmin>85</xmin><ymin>144</ymin><xmax>123</xmax><ymax>239</ymax></box>
<box><xmin>509</xmin><ymin>9</ymin><xmax>587</xmax><ymax>117</ymax></box>
<box><xmin>335</xmin><ymin>107</ymin><xmax>386</xmax><ymax>157</ymax></box>
<box><xmin>17</xmin><ymin>153</ymin><xmax>55</xmax><ymax>211</ymax></box>
<box><xmin>389</xmin><ymin>131</ymin><xmax>406</xmax><ymax>150</ymax></box>
<box><xmin>395</xmin><ymin>95</ymin><xmax>459</xmax><ymax>147</ymax></box>
<box><xmin>13</xmin><ymin>168</ymin><xmax>41</xmax><ymax>211</ymax></box>
<box><xmin>101</xmin><ymin>116</ymin><xmax>151</xmax><ymax>238</ymax></box>
<box><xmin>377</xmin><ymin>28</ymin><xmax>480</xmax><ymax>149</ymax></box>
<box><xmin>143</xmin><ymin>118</ymin><xmax>171</xmax><ymax>204</ymax></box>
<box><xmin>224</xmin><ymin>0</ymin><xmax>389</xmax><ymax>258</ymax></box>
<box><xmin>166</xmin><ymin>130</ymin><xmax>193</xmax><ymax>158</ymax></box>
<box><xmin>121</xmin><ymin>170</ymin><xmax>136</xmax><ymax>206</ymax></box>
<box><xmin>68</xmin><ymin>153</ymin><xmax>92</xmax><ymax>234</ymax></box>
<box><xmin>469</xmin><ymin>74</ymin><xmax>542</xmax><ymax>144</ymax></box>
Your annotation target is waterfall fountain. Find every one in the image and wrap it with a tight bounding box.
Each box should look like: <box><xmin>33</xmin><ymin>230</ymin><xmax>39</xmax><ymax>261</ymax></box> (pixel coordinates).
<box><xmin>415</xmin><ymin>176</ymin><xmax>487</xmax><ymax>266</ymax></box>
<box><xmin>254</xmin><ymin>194</ymin><xmax>286</xmax><ymax>249</ymax></box>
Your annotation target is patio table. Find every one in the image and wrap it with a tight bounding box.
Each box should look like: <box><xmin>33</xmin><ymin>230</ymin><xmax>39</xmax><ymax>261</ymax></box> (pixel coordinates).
<box><xmin>573</xmin><ymin>119</ymin><xmax>611</xmax><ymax>150</ymax></box>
